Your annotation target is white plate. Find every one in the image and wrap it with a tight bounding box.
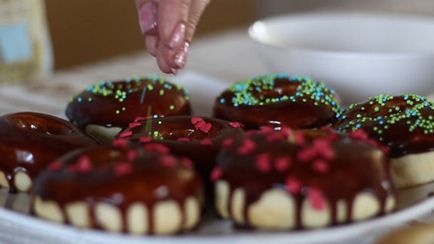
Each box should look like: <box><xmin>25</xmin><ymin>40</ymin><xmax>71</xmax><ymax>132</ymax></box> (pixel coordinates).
<box><xmin>1</xmin><ymin>72</ymin><xmax>434</xmax><ymax>244</ymax></box>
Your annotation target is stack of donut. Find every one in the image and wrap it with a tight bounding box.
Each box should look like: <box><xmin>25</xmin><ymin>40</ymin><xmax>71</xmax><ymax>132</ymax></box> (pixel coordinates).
<box><xmin>2</xmin><ymin>73</ymin><xmax>433</xmax><ymax>236</ymax></box>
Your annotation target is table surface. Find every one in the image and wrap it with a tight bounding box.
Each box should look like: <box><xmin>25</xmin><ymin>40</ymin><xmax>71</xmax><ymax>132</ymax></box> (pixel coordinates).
<box><xmin>1</xmin><ymin>29</ymin><xmax>434</xmax><ymax>243</ymax></box>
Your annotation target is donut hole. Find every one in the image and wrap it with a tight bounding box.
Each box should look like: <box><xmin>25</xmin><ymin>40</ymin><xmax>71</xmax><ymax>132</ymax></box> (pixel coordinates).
<box><xmin>7</xmin><ymin>113</ymin><xmax>75</xmax><ymax>136</ymax></box>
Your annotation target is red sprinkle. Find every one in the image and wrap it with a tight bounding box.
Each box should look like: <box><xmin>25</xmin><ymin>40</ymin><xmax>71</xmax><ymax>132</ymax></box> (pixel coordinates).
<box><xmin>48</xmin><ymin>161</ymin><xmax>62</xmax><ymax>171</ymax></box>
<box><xmin>113</xmin><ymin>138</ymin><xmax>128</xmax><ymax>147</ymax></box>
<box><xmin>115</xmin><ymin>162</ymin><xmax>132</xmax><ymax>177</ymax></box>
<box><xmin>160</xmin><ymin>155</ymin><xmax>177</xmax><ymax>168</ymax></box>
<box><xmin>266</xmin><ymin>133</ymin><xmax>285</xmax><ymax>142</ymax></box>
<box><xmin>200</xmin><ymin>138</ymin><xmax>213</xmax><ymax>145</ymax></box>
<box><xmin>210</xmin><ymin>167</ymin><xmax>222</xmax><ymax>181</ymax></box>
<box><xmin>228</xmin><ymin>122</ymin><xmax>243</xmax><ymax>128</ymax></box>
<box><xmin>139</xmin><ymin>136</ymin><xmax>152</xmax><ymax>143</ymax></box>
<box><xmin>76</xmin><ymin>156</ymin><xmax>92</xmax><ymax>173</ymax></box>
<box><xmin>118</xmin><ymin>130</ymin><xmax>133</xmax><ymax>138</ymax></box>
<box><xmin>128</xmin><ymin>121</ymin><xmax>142</xmax><ymax>129</ymax></box>
<box><xmin>312</xmin><ymin>159</ymin><xmax>329</xmax><ymax>174</ymax></box>
<box><xmin>256</xmin><ymin>153</ymin><xmax>271</xmax><ymax>173</ymax></box>
<box><xmin>222</xmin><ymin>138</ymin><xmax>234</xmax><ymax>148</ymax></box>
<box><xmin>144</xmin><ymin>143</ymin><xmax>170</xmax><ymax>154</ymax></box>
<box><xmin>198</xmin><ymin>122</ymin><xmax>212</xmax><ymax>133</ymax></box>
<box><xmin>259</xmin><ymin>126</ymin><xmax>274</xmax><ymax>134</ymax></box>
<box><xmin>134</xmin><ymin>117</ymin><xmax>146</xmax><ymax>122</ymax></box>
<box><xmin>127</xmin><ymin>150</ymin><xmax>138</xmax><ymax>161</ymax></box>
<box><xmin>237</xmin><ymin>139</ymin><xmax>256</xmax><ymax>155</ymax></box>
<box><xmin>285</xmin><ymin>177</ymin><xmax>302</xmax><ymax>194</ymax></box>
<box><xmin>349</xmin><ymin>129</ymin><xmax>369</xmax><ymax>141</ymax></box>
<box><xmin>191</xmin><ymin>117</ymin><xmax>204</xmax><ymax>125</ymax></box>
<box><xmin>177</xmin><ymin>137</ymin><xmax>191</xmax><ymax>142</ymax></box>
<box><xmin>275</xmin><ymin>157</ymin><xmax>291</xmax><ymax>171</ymax></box>
<box><xmin>313</xmin><ymin>139</ymin><xmax>335</xmax><ymax>160</ymax></box>
<box><xmin>294</xmin><ymin>132</ymin><xmax>306</xmax><ymax>145</ymax></box>
<box><xmin>297</xmin><ymin>147</ymin><xmax>316</xmax><ymax>162</ymax></box>
<box><xmin>181</xmin><ymin>157</ymin><xmax>193</xmax><ymax>168</ymax></box>
<box><xmin>308</xmin><ymin>188</ymin><xmax>326</xmax><ymax>211</ymax></box>
<box><xmin>280</xmin><ymin>127</ymin><xmax>293</xmax><ymax>137</ymax></box>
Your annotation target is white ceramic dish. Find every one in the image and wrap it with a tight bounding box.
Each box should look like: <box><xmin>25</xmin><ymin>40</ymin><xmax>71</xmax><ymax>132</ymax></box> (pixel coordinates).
<box><xmin>249</xmin><ymin>12</ymin><xmax>434</xmax><ymax>104</ymax></box>
<box><xmin>0</xmin><ymin>72</ymin><xmax>434</xmax><ymax>244</ymax></box>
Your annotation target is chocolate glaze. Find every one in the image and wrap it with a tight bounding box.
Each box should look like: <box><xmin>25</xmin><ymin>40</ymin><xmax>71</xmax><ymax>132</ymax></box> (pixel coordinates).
<box><xmin>213</xmin><ymin>75</ymin><xmax>341</xmax><ymax>130</ymax></box>
<box><xmin>118</xmin><ymin>116</ymin><xmax>244</xmax><ymax>197</ymax></box>
<box><xmin>214</xmin><ymin>129</ymin><xmax>396</xmax><ymax>228</ymax></box>
<box><xmin>335</xmin><ymin>95</ymin><xmax>434</xmax><ymax>157</ymax></box>
<box><xmin>66</xmin><ymin>77</ymin><xmax>191</xmax><ymax>132</ymax></box>
<box><xmin>33</xmin><ymin>145</ymin><xmax>203</xmax><ymax>234</ymax></box>
<box><xmin>0</xmin><ymin>112</ymin><xmax>96</xmax><ymax>192</ymax></box>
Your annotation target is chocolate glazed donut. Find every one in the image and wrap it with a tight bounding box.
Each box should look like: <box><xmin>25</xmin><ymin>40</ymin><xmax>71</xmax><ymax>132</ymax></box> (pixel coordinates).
<box><xmin>0</xmin><ymin>112</ymin><xmax>96</xmax><ymax>192</ymax></box>
<box><xmin>66</xmin><ymin>76</ymin><xmax>191</xmax><ymax>144</ymax></box>
<box><xmin>335</xmin><ymin>94</ymin><xmax>434</xmax><ymax>188</ymax></box>
<box><xmin>214</xmin><ymin>74</ymin><xmax>342</xmax><ymax>130</ymax></box>
<box><xmin>33</xmin><ymin>145</ymin><xmax>203</xmax><ymax>235</ymax></box>
<box><xmin>212</xmin><ymin>129</ymin><xmax>396</xmax><ymax>230</ymax></box>
<box><xmin>116</xmin><ymin>116</ymin><xmax>244</xmax><ymax>198</ymax></box>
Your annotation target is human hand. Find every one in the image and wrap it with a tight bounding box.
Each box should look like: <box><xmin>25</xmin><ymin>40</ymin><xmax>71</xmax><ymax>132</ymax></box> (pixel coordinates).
<box><xmin>135</xmin><ymin>0</ymin><xmax>210</xmax><ymax>74</ymax></box>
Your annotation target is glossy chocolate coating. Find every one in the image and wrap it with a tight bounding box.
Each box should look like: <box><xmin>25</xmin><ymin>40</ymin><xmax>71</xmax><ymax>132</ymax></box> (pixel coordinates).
<box><xmin>215</xmin><ymin>130</ymin><xmax>395</xmax><ymax>228</ymax></box>
<box><xmin>66</xmin><ymin>77</ymin><xmax>191</xmax><ymax>130</ymax></box>
<box><xmin>33</xmin><ymin>145</ymin><xmax>203</xmax><ymax>234</ymax></box>
<box><xmin>0</xmin><ymin>112</ymin><xmax>96</xmax><ymax>192</ymax></box>
<box><xmin>335</xmin><ymin>95</ymin><xmax>434</xmax><ymax>157</ymax></box>
<box><xmin>214</xmin><ymin>75</ymin><xmax>341</xmax><ymax>130</ymax></box>
<box><xmin>119</xmin><ymin>116</ymin><xmax>244</xmax><ymax>195</ymax></box>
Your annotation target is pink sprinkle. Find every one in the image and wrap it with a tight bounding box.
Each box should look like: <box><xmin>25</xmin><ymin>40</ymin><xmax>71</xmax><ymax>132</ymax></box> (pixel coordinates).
<box><xmin>280</xmin><ymin>127</ymin><xmax>293</xmax><ymax>137</ymax></box>
<box><xmin>210</xmin><ymin>167</ymin><xmax>222</xmax><ymax>181</ymax></box>
<box><xmin>313</xmin><ymin>139</ymin><xmax>335</xmax><ymax>160</ymax></box>
<box><xmin>222</xmin><ymin>138</ymin><xmax>234</xmax><ymax>148</ymax></box>
<box><xmin>312</xmin><ymin>159</ymin><xmax>329</xmax><ymax>174</ymax></box>
<box><xmin>200</xmin><ymin>138</ymin><xmax>213</xmax><ymax>145</ymax></box>
<box><xmin>191</xmin><ymin>117</ymin><xmax>204</xmax><ymax>125</ymax></box>
<box><xmin>49</xmin><ymin>161</ymin><xmax>62</xmax><ymax>171</ymax></box>
<box><xmin>256</xmin><ymin>153</ymin><xmax>271</xmax><ymax>173</ymax></box>
<box><xmin>113</xmin><ymin>138</ymin><xmax>128</xmax><ymax>147</ymax></box>
<box><xmin>177</xmin><ymin>137</ymin><xmax>190</xmax><ymax>142</ymax></box>
<box><xmin>139</xmin><ymin>136</ymin><xmax>152</xmax><ymax>143</ymax></box>
<box><xmin>115</xmin><ymin>162</ymin><xmax>132</xmax><ymax>177</ymax></box>
<box><xmin>294</xmin><ymin>132</ymin><xmax>306</xmax><ymax>145</ymax></box>
<box><xmin>127</xmin><ymin>150</ymin><xmax>138</xmax><ymax>161</ymax></box>
<box><xmin>144</xmin><ymin>143</ymin><xmax>170</xmax><ymax>154</ymax></box>
<box><xmin>260</xmin><ymin>126</ymin><xmax>274</xmax><ymax>134</ymax></box>
<box><xmin>297</xmin><ymin>147</ymin><xmax>316</xmax><ymax>162</ymax></box>
<box><xmin>275</xmin><ymin>157</ymin><xmax>291</xmax><ymax>171</ymax></box>
<box><xmin>228</xmin><ymin>122</ymin><xmax>243</xmax><ymax>128</ymax></box>
<box><xmin>160</xmin><ymin>155</ymin><xmax>177</xmax><ymax>168</ymax></box>
<box><xmin>128</xmin><ymin>121</ymin><xmax>142</xmax><ymax>129</ymax></box>
<box><xmin>134</xmin><ymin>117</ymin><xmax>146</xmax><ymax>122</ymax></box>
<box><xmin>198</xmin><ymin>122</ymin><xmax>212</xmax><ymax>133</ymax></box>
<box><xmin>118</xmin><ymin>130</ymin><xmax>133</xmax><ymax>139</ymax></box>
<box><xmin>76</xmin><ymin>156</ymin><xmax>92</xmax><ymax>173</ymax></box>
<box><xmin>181</xmin><ymin>157</ymin><xmax>193</xmax><ymax>168</ymax></box>
<box><xmin>237</xmin><ymin>139</ymin><xmax>256</xmax><ymax>155</ymax></box>
<box><xmin>349</xmin><ymin>129</ymin><xmax>369</xmax><ymax>141</ymax></box>
<box><xmin>308</xmin><ymin>188</ymin><xmax>326</xmax><ymax>211</ymax></box>
<box><xmin>285</xmin><ymin>177</ymin><xmax>302</xmax><ymax>194</ymax></box>
<box><xmin>266</xmin><ymin>133</ymin><xmax>285</xmax><ymax>142</ymax></box>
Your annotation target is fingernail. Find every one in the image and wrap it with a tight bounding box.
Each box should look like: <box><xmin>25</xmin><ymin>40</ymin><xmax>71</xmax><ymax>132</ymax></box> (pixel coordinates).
<box><xmin>174</xmin><ymin>42</ymin><xmax>190</xmax><ymax>68</ymax></box>
<box><xmin>169</xmin><ymin>22</ymin><xmax>186</xmax><ymax>49</ymax></box>
<box><xmin>171</xmin><ymin>68</ymin><xmax>178</xmax><ymax>75</ymax></box>
<box><xmin>139</xmin><ymin>2</ymin><xmax>158</xmax><ymax>34</ymax></box>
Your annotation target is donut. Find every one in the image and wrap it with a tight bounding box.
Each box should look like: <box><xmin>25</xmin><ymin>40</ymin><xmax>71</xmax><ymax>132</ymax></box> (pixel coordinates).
<box><xmin>33</xmin><ymin>145</ymin><xmax>203</xmax><ymax>235</ymax></box>
<box><xmin>335</xmin><ymin>94</ymin><xmax>434</xmax><ymax>188</ymax></box>
<box><xmin>213</xmin><ymin>74</ymin><xmax>341</xmax><ymax>130</ymax></box>
<box><xmin>116</xmin><ymin>116</ymin><xmax>244</xmax><ymax>195</ymax></box>
<box><xmin>0</xmin><ymin>112</ymin><xmax>96</xmax><ymax>192</ymax></box>
<box><xmin>66</xmin><ymin>76</ymin><xmax>191</xmax><ymax>144</ymax></box>
<box><xmin>212</xmin><ymin>128</ymin><xmax>396</xmax><ymax>230</ymax></box>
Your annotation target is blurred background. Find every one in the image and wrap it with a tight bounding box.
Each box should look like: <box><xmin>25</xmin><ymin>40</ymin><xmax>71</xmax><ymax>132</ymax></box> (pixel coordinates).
<box><xmin>2</xmin><ymin>0</ymin><xmax>434</xmax><ymax>82</ymax></box>
<box><xmin>45</xmin><ymin>0</ymin><xmax>434</xmax><ymax>70</ymax></box>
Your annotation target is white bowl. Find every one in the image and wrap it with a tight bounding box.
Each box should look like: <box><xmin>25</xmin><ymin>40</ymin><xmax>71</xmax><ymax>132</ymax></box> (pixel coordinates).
<box><xmin>249</xmin><ymin>12</ymin><xmax>434</xmax><ymax>104</ymax></box>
